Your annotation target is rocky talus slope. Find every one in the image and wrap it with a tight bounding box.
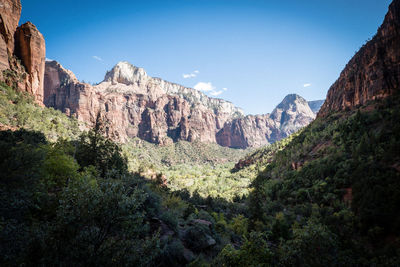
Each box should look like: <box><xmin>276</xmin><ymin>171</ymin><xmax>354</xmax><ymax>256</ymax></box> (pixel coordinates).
<box><xmin>44</xmin><ymin>61</ymin><xmax>318</xmax><ymax>148</ymax></box>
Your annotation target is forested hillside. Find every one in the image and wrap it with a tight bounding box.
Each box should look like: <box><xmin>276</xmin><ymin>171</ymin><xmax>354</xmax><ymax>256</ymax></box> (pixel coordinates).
<box><xmin>215</xmin><ymin>94</ymin><xmax>400</xmax><ymax>266</ymax></box>
<box><xmin>1</xmin><ymin>0</ymin><xmax>400</xmax><ymax>265</ymax></box>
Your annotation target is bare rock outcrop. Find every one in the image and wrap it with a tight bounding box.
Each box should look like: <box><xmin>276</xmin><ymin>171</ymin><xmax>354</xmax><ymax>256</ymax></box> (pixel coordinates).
<box><xmin>44</xmin><ymin>61</ymin><xmax>317</xmax><ymax>148</ymax></box>
<box><xmin>216</xmin><ymin>94</ymin><xmax>315</xmax><ymax>148</ymax></box>
<box><xmin>0</xmin><ymin>0</ymin><xmax>21</xmax><ymax>70</ymax></box>
<box><xmin>45</xmin><ymin>61</ymin><xmax>235</xmax><ymax>144</ymax></box>
<box><xmin>0</xmin><ymin>0</ymin><xmax>46</xmax><ymax>104</ymax></box>
<box><xmin>14</xmin><ymin>22</ymin><xmax>46</xmax><ymax>102</ymax></box>
<box><xmin>318</xmin><ymin>0</ymin><xmax>400</xmax><ymax>117</ymax></box>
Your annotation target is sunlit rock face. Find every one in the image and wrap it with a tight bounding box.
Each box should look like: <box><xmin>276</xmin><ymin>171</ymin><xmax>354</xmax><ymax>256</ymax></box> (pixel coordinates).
<box><xmin>0</xmin><ymin>0</ymin><xmax>46</xmax><ymax>104</ymax></box>
<box><xmin>44</xmin><ymin>61</ymin><xmax>244</xmax><ymax>145</ymax></box>
<box><xmin>14</xmin><ymin>22</ymin><xmax>46</xmax><ymax>103</ymax></box>
<box><xmin>44</xmin><ymin>61</ymin><xmax>317</xmax><ymax>148</ymax></box>
<box><xmin>216</xmin><ymin>94</ymin><xmax>316</xmax><ymax>148</ymax></box>
<box><xmin>318</xmin><ymin>0</ymin><xmax>400</xmax><ymax>117</ymax></box>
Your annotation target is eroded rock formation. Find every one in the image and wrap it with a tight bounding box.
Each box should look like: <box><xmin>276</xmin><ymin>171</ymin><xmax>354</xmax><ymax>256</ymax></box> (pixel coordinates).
<box><xmin>14</xmin><ymin>22</ymin><xmax>46</xmax><ymax>102</ymax></box>
<box><xmin>0</xmin><ymin>0</ymin><xmax>46</xmax><ymax>103</ymax></box>
<box><xmin>44</xmin><ymin>61</ymin><xmax>317</xmax><ymax>148</ymax></box>
<box><xmin>217</xmin><ymin>94</ymin><xmax>316</xmax><ymax>148</ymax></box>
<box><xmin>318</xmin><ymin>0</ymin><xmax>400</xmax><ymax>117</ymax></box>
<box><xmin>0</xmin><ymin>0</ymin><xmax>21</xmax><ymax>70</ymax></box>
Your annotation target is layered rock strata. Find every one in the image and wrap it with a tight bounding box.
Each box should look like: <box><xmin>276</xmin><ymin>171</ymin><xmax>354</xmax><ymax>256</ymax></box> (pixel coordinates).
<box><xmin>44</xmin><ymin>61</ymin><xmax>317</xmax><ymax>148</ymax></box>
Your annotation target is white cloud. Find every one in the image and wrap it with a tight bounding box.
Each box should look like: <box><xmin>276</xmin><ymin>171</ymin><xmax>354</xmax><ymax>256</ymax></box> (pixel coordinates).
<box><xmin>92</xmin><ymin>56</ymin><xmax>103</xmax><ymax>61</ymax></box>
<box><xmin>183</xmin><ymin>73</ymin><xmax>196</xmax><ymax>79</ymax></box>
<box><xmin>303</xmin><ymin>83</ymin><xmax>312</xmax><ymax>88</ymax></box>
<box><xmin>194</xmin><ymin>82</ymin><xmax>215</xmax><ymax>92</ymax></box>
<box><xmin>45</xmin><ymin>58</ymin><xmax>54</xmax><ymax>62</ymax></box>
<box><xmin>210</xmin><ymin>90</ymin><xmax>223</xmax><ymax>96</ymax></box>
<box><xmin>194</xmin><ymin>82</ymin><xmax>227</xmax><ymax>97</ymax></box>
<box><xmin>183</xmin><ymin>70</ymin><xmax>199</xmax><ymax>79</ymax></box>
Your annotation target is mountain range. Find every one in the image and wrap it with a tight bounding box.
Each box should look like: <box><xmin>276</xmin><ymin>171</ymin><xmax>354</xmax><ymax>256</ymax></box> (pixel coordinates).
<box><xmin>44</xmin><ymin>60</ymin><xmax>321</xmax><ymax>148</ymax></box>
<box><xmin>1</xmin><ymin>0</ymin><xmax>400</xmax><ymax>265</ymax></box>
<box><xmin>0</xmin><ymin>1</ymin><xmax>324</xmax><ymax>150</ymax></box>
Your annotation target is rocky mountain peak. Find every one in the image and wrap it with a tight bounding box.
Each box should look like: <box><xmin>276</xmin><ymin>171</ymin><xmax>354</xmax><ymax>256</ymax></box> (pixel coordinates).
<box><xmin>275</xmin><ymin>94</ymin><xmax>308</xmax><ymax>111</ymax></box>
<box><xmin>271</xmin><ymin>94</ymin><xmax>314</xmax><ymax>121</ymax></box>
<box><xmin>103</xmin><ymin>61</ymin><xmax>148</xmax><ymax>85</ymax></box>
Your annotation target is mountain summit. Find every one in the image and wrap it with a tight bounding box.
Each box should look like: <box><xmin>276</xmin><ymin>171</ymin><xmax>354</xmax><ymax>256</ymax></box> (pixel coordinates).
<box><xmin>104</xmin><ymin>61</ymin><xmax>148</xmax><ymax>85</ymax></box>
<box><xmin>216</xmin><ymin>94</ymin><xmax>317</xmax><ymax>148</ymax></box>
<box><xmin>43</xmin><ymin>61</ymin><xmax>318</xmax><ymax>148</ymax></box>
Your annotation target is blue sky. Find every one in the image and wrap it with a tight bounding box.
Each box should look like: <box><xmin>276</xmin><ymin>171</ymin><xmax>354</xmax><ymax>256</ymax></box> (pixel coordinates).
<box><xmin>21</xmin><ymin>0</ymin><xmax>391</xmax><ymax>114</ymax></box>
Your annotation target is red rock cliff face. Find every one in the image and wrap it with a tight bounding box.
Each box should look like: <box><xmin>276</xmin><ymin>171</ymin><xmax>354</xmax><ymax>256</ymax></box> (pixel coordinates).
<box><xmin>0</xmin><ymin>0</ymin><xmax>46</xmax><ymax>103</ymax></box>
<box><xmin>44</xmin><ymin>62</ymin><xmax>317</xmax><ymax>148</ymax></box>
<box><xmin>0</xmin><ymin>0</ymin><xmax>21</xmax><ymax>70</ymax></box>
<box><xmin>14</xmin><ymin>22</ymin><xmax>46</xmax><ymax>102</ymax></box>
<box><xmin>318</xmin><ymin>0</ymin><xmax>400</xmax><ymax>117</ymax></box>
<box><xmin>44</xmin><ymin>61</ymin><xmax>238</xmax><ymax>144</ymax></box>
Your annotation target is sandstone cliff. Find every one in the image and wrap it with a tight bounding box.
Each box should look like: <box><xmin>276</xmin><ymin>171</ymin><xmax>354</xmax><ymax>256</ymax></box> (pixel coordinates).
<box><xmin>318</xmin><ymin>0</ymin><xmax>400</xmax><ymax>117</ymax></box>
<box><xmin>0</xmin><ymin>0</ymin><xmax>46</xmax><ymax>103</ymax></box>
<box><xmin>44</xmin><ymin>61</ymin><xmax>317</xmax><ymax>148</ymax></box>
<box><xmin>216</xmin><ymin>94</ymin><xmax>316</xmax><ymax>148</ymax></box>
<box><xmin>45</xmin><ymin>61</ymin><xmax>243</xmax><ymax>145</ymax></box>
<box><xmin>0</xmin><ymin>0</ymin><xmax>21</xmax><ymax>70</ymax></box>
<box><xmin>0</xmin><ymin>0</ymin><xmax>317</xmax><ymax>148</ymax></box>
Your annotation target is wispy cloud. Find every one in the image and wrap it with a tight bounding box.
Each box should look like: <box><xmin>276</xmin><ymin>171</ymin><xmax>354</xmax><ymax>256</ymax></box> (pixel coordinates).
<box><xmin>92</xmin><ymin>56</ymin><xmax>103</xmax><ymax>61</ymax></box>
<box><xmin>194</xmin><ymin>82</ymin><xmax>228</xmax><ymax>97</ymax></box>
<box><xmin>183</xmin><ymin>70</ymin><xmax>199</xmax><ymax>79</ymax></box>
<box><xmin>183</xmin><ymin>73</ymin><xmax>196</xmax><ymax>79</ymax></box>
<box><xmin>194</xmin><ymin>82</ymin><xmax>215</xmax><ymax>92</ymax></box>
<box><xmin>303</xmin><ymin>83</ymin><xmax>312</xmax><ymax>88</ymax></box>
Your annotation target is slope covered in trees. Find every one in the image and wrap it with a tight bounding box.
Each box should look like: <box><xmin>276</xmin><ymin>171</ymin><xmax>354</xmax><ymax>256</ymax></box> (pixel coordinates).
<box><xmin>216</xmin><ymin>94</ymin><xmax>400</xmax><ymax>266</ymax></box>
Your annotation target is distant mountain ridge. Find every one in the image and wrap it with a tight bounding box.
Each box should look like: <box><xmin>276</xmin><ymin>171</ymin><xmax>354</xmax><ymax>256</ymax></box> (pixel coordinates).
<box><xmin>44</xmin><ymin>61</ymin><xmax>319</xmax><ymax>148</ymax></box>
<box><xmin>308</xmin><ymin>100</ymin><xmax>324</xmax><ymax>113</ymax></box>
<box><xmin>0</xmin><ymin>0</ymin><xmax>321</xmax><ymax>149</ymax></box>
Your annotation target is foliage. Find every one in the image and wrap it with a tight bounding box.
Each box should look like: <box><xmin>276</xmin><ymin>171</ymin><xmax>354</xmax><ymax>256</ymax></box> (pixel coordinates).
<box><xmin>0</xmin><ymin>82</ymin><xmax>80</xmax><ymax>141</ymax></box>
<box><xmin>0</xmin><ymin>128</ymin><xmax>162</xmax><ymax>265</ymax></box>
<box><xmin>221</xmin><ymin>95</ymin><xmax>400</xmax><ymax>265</ymax></box>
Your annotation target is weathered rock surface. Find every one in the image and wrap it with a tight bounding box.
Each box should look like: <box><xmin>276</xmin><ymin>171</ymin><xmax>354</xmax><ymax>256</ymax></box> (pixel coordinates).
<box><xmin>0</xmin><ymin>0</ymin><xmax>21</xmax><ymax>70</ymax></box>
<box><xmin>14</xmin><ymin>22</ymin><xmax>46</xmax><ymax>102</ymax></box>
<box><xmin>318</xmin><ymin>0</ymin><xmax>400</xmax><ymax>117</ymax></box>
<box><xmin>44</xmin><ymin>61</ymin><xmax>243</xmax><ymax>144</ymax></box>
<box><xmin>216</xmin><ymin>94</ymin><xmax>316</xmax><ymax>148</ymax></box>
<box><xmin>44</xmin><ymin>61</ymin><xmax>317</xmax><ymax>148</ymax></box>
<box><xmin>0</xmin><ymin>0</ymin><xmax>46</xmax><ymax>104</ymax></box>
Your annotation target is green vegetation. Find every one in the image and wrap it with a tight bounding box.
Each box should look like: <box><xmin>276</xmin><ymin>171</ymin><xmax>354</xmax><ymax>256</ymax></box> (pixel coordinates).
<box><xmin>122</xmin><ymin>137</ymin><xmax>254</xmax><ymax>200</ymax></box>
<box><xmin>217</xmin><ymin>95</ymin><xmax>400</xmax><ymax>265</ymax></box>
<box><xmin>0</xmin><ymin>82</ymin><xmax>80</xmax><ymax>141</ymax></box>
<box><xmin>123</xmin><ymin>138</ymin><xmax>247</xmax><ymax>168</ymax></box>
<box><xmin>1</xmin><ymin>81</ymin><xmax>399</xmax><ymax>265</ymax></box>
<box><xmin>0</xmin><ymin>85</ymin><xmax>251</xmax><ymax>265</ymax></box>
